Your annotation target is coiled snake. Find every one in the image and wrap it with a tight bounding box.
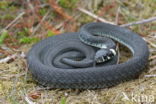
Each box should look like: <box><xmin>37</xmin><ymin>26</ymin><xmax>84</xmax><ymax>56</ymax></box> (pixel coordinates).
<box><xmin>27</xmin><ymin>22</ymin><xmax>149</xmax><ymax>89</ymax></box>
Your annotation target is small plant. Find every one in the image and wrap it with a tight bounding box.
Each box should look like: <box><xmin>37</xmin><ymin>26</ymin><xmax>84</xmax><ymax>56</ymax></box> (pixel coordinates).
<box><xmin>60</xmin><ymin>97</ymin><xmax>66</xmax><ymax>104</ymax></box>
<box><xmin>0</xmin><ymin>1</ymin><xmax>9</xmax><ymax>9</ymax></box>
<box><xmin>47</xmin><ymin>30</ymin><xmax>56</xmax><ymax>37</ymax></box>
<box><xmin>39</xmin><ymin>8</ymin><xmax>47</xmax><ymax>16</ymax></box>
<box><xmin>58</xmin><ymin>0</ymin><xmax>79</xmax><ymax>9</ymax></box>
<box><xmin>0</xmin><ymin>14</ymin><xmax>15</xmax><ymax>20</ymax></box>
<box><xmin>19</xmin><ymin>37</ymin><xmax>39</xmax><ymax>44</ymax></box>
<box><xmin>17</xmin><ymin>28</ymin><xmax>29</xmax><ymax>37</ymax></box>
<box><xmin>0</xmin><ymin>30</ymin><xmax>8</xmax><ymax>45</ymax></box>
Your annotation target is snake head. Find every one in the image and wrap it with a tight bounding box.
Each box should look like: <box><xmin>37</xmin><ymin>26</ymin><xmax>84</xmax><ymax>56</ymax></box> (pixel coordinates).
<box><xmin>95</xmin><ymin>48</ymin><xmax>116</xmax><ymax>63</ymax></box>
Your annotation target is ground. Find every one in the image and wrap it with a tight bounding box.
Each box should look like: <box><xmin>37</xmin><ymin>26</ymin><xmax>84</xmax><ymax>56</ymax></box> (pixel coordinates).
<box><xmin>0</xmin><ymin>0</ymin><xmax>156</xmax><ymax>104</ymax></box>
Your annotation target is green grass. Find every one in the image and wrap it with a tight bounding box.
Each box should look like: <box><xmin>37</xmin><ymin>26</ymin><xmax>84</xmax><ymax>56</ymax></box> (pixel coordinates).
<box><xmin>47</xmin><ymin>30</ymin><xmax>56</xmax><ymax>37</ymax></box>
<box><xmin>19</xmin><ymin>37</ymin><xmax>39</xmax><ymax>44</ymax></box>
<box><xmin>60</xmin><ymin>97</ymin><xmax>67</xmax><ymax>104</ymax></box>
<box><xmin>0</xmin><ymin>1</ymin><xmax>9</xmax><ymax>9</ymax></box>
<box><xmin>0</xmin><ymin>30</ymin><xmax>8</xmax><ymax>45</ymax></box>
<box><xmin>58</xmin><ymin>0</ymin><xmax>79</xmax><ymax>9</ymax></box>
<box><xmin>39</xmin><ymin>8</ymin><xmax>48</xmax><ymax>16</ymax></box>
<box><xmin>0</xmin><ymin>14</ymin><xmax>15</xmax><ymax>20</ymax></box>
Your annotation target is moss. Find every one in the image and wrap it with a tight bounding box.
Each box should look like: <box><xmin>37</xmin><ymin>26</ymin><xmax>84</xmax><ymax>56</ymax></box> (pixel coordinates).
<box><xmin>19</xmin><ymin>37</ymin><xmax>40</xmax><ymax>44</ymax></box>
<box><xmin>39</xmin><ymin>8</ymin><xmax>48</xmax><ymax>16</ymax></box>
<box><xmin>60</xmin><ymin>97</ymin><xmax>67</xmax><ymax>104</ymax></box>
<box><xmin>0</xmin><ymin>14</ymin><xmax>15</xmax><ymax>20</ymax></box>
<box><xmin>17</xmin><ymin>28</ymin><xmax>30</xmax><ymax>38</ymax></box>
<box><xmin>58</xmin><ymin>0</ymin><xmax>79</xmax><ymax>9</ymax></box>
<box><xmin>47</xmin><ymin>30</ymin><xmax>56</xmax><ymax>37</ymax></box>
<box><xmin>0</xmin><ymin>1</ymin><xmax>9</xmax><ymax>9</ymax></box>
<box><xmin>78</xmin><ymin>14</ymin><xmax>94</xmax><ymax>25</ymax></box>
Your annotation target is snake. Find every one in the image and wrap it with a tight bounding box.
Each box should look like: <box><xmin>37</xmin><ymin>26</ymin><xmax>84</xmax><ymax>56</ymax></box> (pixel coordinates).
<box><xmin>27</xmin><ymin>22</ymin><xmax>149</xmax><ymax>89</ymax></box>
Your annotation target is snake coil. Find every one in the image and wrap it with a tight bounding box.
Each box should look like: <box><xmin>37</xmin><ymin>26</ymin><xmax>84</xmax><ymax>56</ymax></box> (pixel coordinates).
<box><xmin>27</xmin><ymin>22</ymin><xmax>149</xmax><ymax>89</ymax></box>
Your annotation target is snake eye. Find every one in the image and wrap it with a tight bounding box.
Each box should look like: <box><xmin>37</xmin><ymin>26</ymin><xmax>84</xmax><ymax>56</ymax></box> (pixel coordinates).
<box><xmin>109</xmin><ymin>49</ymin><xmax>116</xmax><ymax>56</ymax></box>
<box><xmin>109</xmin><ymin>53</ymin><xmax>114</xmax><ymax>57</ymax></box>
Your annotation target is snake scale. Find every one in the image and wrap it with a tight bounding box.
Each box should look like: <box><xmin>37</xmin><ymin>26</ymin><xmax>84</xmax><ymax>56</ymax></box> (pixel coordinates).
<box><xmin>27</xmin><ymin>22</ymin><xmax>149</xmax><ymax>89</ymax></box>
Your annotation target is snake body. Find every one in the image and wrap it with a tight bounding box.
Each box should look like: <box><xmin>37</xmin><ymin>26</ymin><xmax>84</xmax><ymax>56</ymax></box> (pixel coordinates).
<box><xmin>27</xmin><ymin>22</ymin><xmax>149</xmax><ymax>89</ymax></box>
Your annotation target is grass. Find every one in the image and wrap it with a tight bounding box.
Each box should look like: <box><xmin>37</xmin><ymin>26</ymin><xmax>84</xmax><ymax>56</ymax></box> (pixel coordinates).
<box><xmin>60</xmin><ymin>97</ymin><xmax>67</xmax><ymax>104</ymax></box>
<box><xmin>47</xmin><ymin>30</ymin><xmax>56</xmax><ymax>37</ymax></box>
<box><xmin>0</xmin><ymin>0</ymin><xmax>156</xmax><ymax>104</ymax></box>
<box><xmin>58</xmin><ymin>0</ymin><xmax>79</xmax><ymax>9</ymax></box>
<box><xmin>0</xmin><ymin>30</ymin><xmax>8</xmax><ymax>45</ymax></box>
<box><xmin>19</xmin><ymin>37</ymin><xmax>39</xmax><ymax>44</ymax></box>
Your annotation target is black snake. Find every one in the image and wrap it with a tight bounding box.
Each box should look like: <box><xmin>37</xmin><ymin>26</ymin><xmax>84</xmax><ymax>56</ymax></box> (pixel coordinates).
<box><xmin>27</xmin><ymin>22</ymin><xmax>149</xmax><ymax>89</ymax></box>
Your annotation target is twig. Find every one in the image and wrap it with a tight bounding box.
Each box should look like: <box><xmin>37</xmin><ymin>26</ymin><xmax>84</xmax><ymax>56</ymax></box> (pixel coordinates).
<box><xmin>144</xmin><ymin>74</ymin><xmax>156</xmax><ymax>78</ymax></box>
<box><xmin>1</xmin><ymin>73</ymin><xmax>25</xmax><ymax>80</ymax></box>
<box><xmin>0</xmin><ymin>54</ymin><xmax>18</xmax><ymax>63</ymax></box>
<box><xmin>32</xmin><ymin>11</ymin><xmax>50</xmax><ymax>35</ymax></box>
<box><xmin>27</xmin><ymin>0</ymin><xmax>34</xmax><ymax>10</ymax></box>
<box><xmin>143</xmin><ymin>38</ymin><xmax>156</xmax><ymax>48</ymax></box>
<box><xmin>39</xmin><ymin>4</ymin><xmax>49</xmax><ymax>8</ymax></box>
<box><xmin>48</xmin><ymin>0</ymin><xmax>73</xmax><ymax>20</ymax></box>
<box><xmin>0</xmin><ymin>12</ymin><xmax>25</xmax><ymax>34</ymax></box>
<box><xmin>115</xmin><ymin>7</ymin><xmax>120</xmax><ymax>64</ymax></box>
<box><xmin>121</xmin><ymin>92</ymin><xmax>130</xmax><ymax>101</ymax></box>
<box><xmin>78</xmin><ymin>8</ymin><xmax>114</xmax><ymax>24</ymax></box>
<box><xmin>120</xmin><ymin>17</ymin><xmax>156</xmax><ymax>27</ymax></box>
<box><xmin>0</xmin><ymin>52</ymin><xmax>26</xmax><ymax>63</ymax></box>
<box><xmin>115</xmin><ymin>7</ymin><xmax>120</xmax><ymax>24</ymax></box>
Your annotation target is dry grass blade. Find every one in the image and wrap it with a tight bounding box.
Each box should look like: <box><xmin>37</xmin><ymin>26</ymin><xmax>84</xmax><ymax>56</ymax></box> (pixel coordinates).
<box><xmin>78</xmin><ymin>8</ymin><xmax>114</xmax><ymax>24</ymax></box>
<box><xmin>0</xmin><ymin>52</ymin><xmax>25</xmax><ymax>63</ymax></box>
<box><xmin>48</xmin><ymin>0</ymin><xmax>73</xmax><ymax>20</ymax></box>
<box><xmin>0</xmin><ymin>12</ymin><xmax>25</xmax><ymax>34</ymax></box>
<box><xmin>0</xmin><ymin>54</ymin><xmax>18</xmax><ymax>63</ymax></box>
<box><xmin>115</xmin><ymin>7</ymin><xmax>120</xmax><ymax>64</ymax></box>
<box><xmin>143</xmin><ymin>38</ymin><xmax>156</xmax><ymax>48</ymax></box>
<box><xmin>149</xmin><ymin>55</ymin><xmax>156</xmax><ymax>60</ymax></box>
<box><xmin>149</xmin><ymin>66</ymin><xmax>156</xmax><ymax>73</ymax></box>
<box><xmin>42</xmin><ymin>21</ymin><xmax>61</xmax><ymax>34</ymax></box>
<box><xmin>120</xmin><ymin>17</ymin><xmax>156</xmax><ymax>27</ymax></box>
<box><xmin>115</xmin><ymin>7</ymin><xmax>120</xmax><ymax>25</ymax></box>
<box><xmin>32</xmin><ymin>11</ymin><xmax>50</xmax><ymax>35</ymax></box>
<box><xmin>78</xmin><ymin>7</ymin><xmax>156</xmax><ymax>28</ymax></box>
<box><xmin>144</xmin><ymin>74</ymin><xmax>156</xmax><ymax>77</ymax></box>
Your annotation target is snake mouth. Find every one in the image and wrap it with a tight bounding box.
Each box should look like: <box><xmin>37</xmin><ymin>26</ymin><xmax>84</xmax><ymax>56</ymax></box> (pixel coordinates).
<box><xmin>95</xmin><ymin>48</ymin><xmax>117</xmax><ymax>64</ymax></box>
<box><xmin>96</xmin><ymin>56</ymin><xmax>107</xmax><ymax>63</ymax></box>
<box><xmin>95</xmin><ymin>55</ymin><xmax>114</xmax><ymax>63</ymax></box>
